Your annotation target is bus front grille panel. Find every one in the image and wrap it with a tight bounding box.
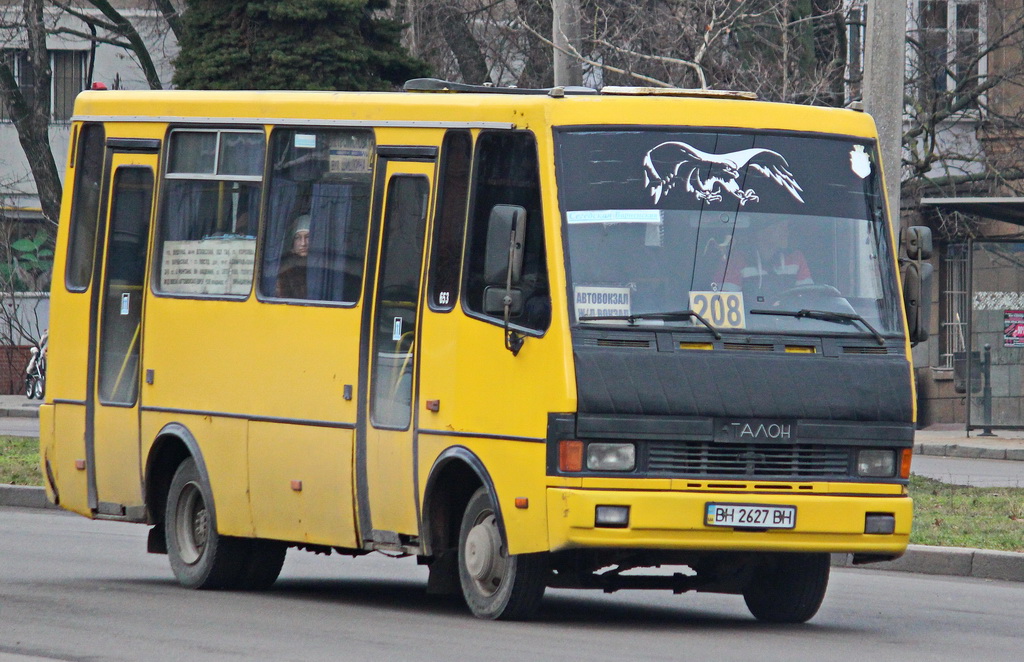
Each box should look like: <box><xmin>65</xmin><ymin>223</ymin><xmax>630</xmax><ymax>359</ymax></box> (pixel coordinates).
<box><xmin>647</xmin><ymin>442</ymin><xmax>851</xmax><ymax>478</ymax></box>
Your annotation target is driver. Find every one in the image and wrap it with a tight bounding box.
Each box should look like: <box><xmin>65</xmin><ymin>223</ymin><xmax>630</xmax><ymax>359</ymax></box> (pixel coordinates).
<box><xmin>722</xmin><ymin>218</ymin><xmax>811</xmax><ymax>296</ymax></box>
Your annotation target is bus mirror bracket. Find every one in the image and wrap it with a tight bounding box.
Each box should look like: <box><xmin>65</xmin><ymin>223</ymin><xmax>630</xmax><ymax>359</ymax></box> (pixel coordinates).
<box><xmin>900</xmin><ymin>226</ymin><xmax>933</xmax><ymax>345</ymax></box>
<box><xmin>484</xmin><ymin>205</ymin><xmax>527</xmax><ymax>356</ymax></box>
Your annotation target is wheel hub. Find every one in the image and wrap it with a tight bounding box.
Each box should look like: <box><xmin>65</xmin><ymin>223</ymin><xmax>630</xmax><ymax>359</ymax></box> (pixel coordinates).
<box><xmin>465</xmin><ymin>520</ymin><xmax>497</xmax><ymax>581</ymax></box>
<box><xmin>175</xmin><ymin>481</ymin><xmax>208</xmax><ymax>565</ymax></box>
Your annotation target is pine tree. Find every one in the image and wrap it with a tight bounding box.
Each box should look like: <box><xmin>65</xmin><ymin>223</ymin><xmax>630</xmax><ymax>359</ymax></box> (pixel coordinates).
<box><xmin>172</xmin><ymin>0</ymin><xmax>429</xmax><ymax>91</ymax></box>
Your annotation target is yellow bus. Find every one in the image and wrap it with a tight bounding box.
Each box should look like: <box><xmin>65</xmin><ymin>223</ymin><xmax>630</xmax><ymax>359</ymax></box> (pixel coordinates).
<box><xmin>40</xmin><ymin>78</ymin><xmax>931</xmax><ymax>623</ymax></box>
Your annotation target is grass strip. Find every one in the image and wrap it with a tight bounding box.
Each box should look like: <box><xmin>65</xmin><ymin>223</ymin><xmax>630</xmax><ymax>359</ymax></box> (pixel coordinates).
<box><xmin>910</xmin><ymin>474</ymin><xmax>1024</xmax><ymax>552</ymax></box>
<box><xmin>0</xmin><ymin>436</ymin><xmax>42</xmax><ymax>486</ymax></box>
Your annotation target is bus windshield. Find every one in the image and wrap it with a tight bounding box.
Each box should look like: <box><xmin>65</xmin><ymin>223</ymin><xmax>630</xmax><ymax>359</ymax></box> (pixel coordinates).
<box><xmin>556</xmin><ymin>129</ymin><xmax>903</xmax><ymax>338</ymax></box>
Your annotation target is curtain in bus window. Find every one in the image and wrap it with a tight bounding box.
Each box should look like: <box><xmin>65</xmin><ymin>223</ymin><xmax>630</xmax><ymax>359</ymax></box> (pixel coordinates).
<box><xmin>260</xmin><ymin>179</ymin><xmax>299</xmax><ymax>297</ymax></box>
<box><xmin>307</xmin><ymin>182</ymin><xmax>354</xmax><ymax>301</ymax></box>
<box><xmin>162</xmin><ymin>181</ymin><xmax>204</xmax><ymax>241</ymax></box>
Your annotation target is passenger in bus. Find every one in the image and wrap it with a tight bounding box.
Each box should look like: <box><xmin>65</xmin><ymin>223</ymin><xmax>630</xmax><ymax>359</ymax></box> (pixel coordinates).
<box><xmin>722</xmin><ymin>218</ymin><xmax>812</xmax><ymax>297</ymax></box>
<box><xmin>276</xmin><ymin>214</ymin><xmax>311</xmax><ymax>298</ymax></box>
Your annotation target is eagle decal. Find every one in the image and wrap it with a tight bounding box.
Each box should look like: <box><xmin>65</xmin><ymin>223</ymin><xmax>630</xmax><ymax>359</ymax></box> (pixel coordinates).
<box><xmin>642</xmin><ymin>141</ymin><xmax>804</xmax><ymax>206</ymax></box>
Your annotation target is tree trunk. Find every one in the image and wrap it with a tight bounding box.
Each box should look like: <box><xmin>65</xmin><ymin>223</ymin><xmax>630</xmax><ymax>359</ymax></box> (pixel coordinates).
<box><xmin>515</xmin><ymin>0</ymin><xmax>553</xmax><ymax>88</ymax></box>
<box><xmin>0</xmin><ymin>0</ymin><xmax>62</xmax><ymax>225</ymax></box>
<box><xmin>552</xmin><ymin>0</ymin><xmax>582</xmax><ymax>86</ymax></box>
<box><xmin>422</xmin><ymin>3</ymin><xmax>489</xmax><ymax>84</ymax></box>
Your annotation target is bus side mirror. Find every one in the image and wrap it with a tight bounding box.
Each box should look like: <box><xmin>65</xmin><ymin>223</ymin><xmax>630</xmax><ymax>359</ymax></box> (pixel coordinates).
<box><xmin>903</xmin><ymin>225</ymin><xmax>933</xmax><ymax>261</ymax></box>
<box><xmin>901</xmin><ymin>225</ymin><xmax>933</xmax><ymax>345</ymax></box>
<box><xmin>483</xmin><ymin>204</ymin><xmax>526</xmax><ymax>315</ymax></box>
<box><xmin>482</xmin><ymin>204</ymin><xmax>527</xmax><ymax>355</ymax></box>
<box><xmin>484</xmin><ymin>204</ymin><xmax>526</xmax><ymax>286</ymax></box>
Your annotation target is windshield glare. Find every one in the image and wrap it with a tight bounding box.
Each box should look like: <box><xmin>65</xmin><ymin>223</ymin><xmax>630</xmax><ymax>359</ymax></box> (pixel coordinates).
<box><xmin>557</xmin><ymin>129</ymin><xmax>903</xmax><ymax>337</ymax></box>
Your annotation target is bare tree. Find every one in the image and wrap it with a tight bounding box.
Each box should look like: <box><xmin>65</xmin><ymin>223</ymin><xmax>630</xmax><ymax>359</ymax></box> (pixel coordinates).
<box><xmin>0</xmin><ymin>1</ymin><xmax>181</xmax><ymax>225</ymax></box>
<box><xmin>0</xmin><ymin>0</ymin><xmax>61</xmax><ymax>225</ymax></box>
<box><xmin>398</xmin><ymin>1</ymin><xmax>848</xmax><ymax>103</ymax></box>
<box><xmin>0</xmin><ymin>1</ymin><xmax>180</xmax><ymax>394</ymax></box>
<box><xmin>903</xmin><ymin>1</ymin><xmax>1024</xmax><ymax>239</ymax></box>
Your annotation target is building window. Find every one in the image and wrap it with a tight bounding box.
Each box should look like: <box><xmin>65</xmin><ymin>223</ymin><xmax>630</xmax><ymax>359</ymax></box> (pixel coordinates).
<box><xmin>939</xmin><ymin>242</ymin><xmax>969</xmax><ymax>370</ymax></box>
<box><xmin>845</xmin><ymin>1</ymin><xmax>866</xmax><ymax>104</ymax></box>
<box><xmin>915</xmin><ymin>1</ymin><xmax>985</xmax><ymax>108</ymax></box>
<box><xmin>1</xmin><ymin>49</ymin><xmax>87</xmax><ymax>123</ymax></box>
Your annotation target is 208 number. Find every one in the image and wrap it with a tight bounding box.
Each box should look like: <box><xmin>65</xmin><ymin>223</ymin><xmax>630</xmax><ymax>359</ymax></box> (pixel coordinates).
<box><xmin>689</xmin><ymin>291</ymin><xmax>745</xmax><ymax>329</ymax></box>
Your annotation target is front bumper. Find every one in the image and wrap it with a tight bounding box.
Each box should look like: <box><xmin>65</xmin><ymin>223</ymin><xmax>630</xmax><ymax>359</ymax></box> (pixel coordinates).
<box><xmin>547</xmin><ymin>487</ymin><xmax>911</xmax><ymax>555</ymax></box>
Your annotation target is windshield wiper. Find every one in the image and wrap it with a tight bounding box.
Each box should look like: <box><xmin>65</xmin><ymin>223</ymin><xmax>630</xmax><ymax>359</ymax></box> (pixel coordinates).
<box><xmin>749</xmin><ymin>308</ymin><xmax>886</xmax><ymax>346</ymax></box>
<box><xmin>578</xmin><ymin>309</ymin><xmax>722</xmax><ymax>339</ymax></box>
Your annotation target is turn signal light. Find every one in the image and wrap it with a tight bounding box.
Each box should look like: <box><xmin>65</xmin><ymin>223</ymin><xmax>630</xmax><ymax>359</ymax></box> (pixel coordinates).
<box><xmin>900</xmin><ymin>448</ymin><xmax>913</xmax><ymax>479</ymax></box>
<box><xmin>559</xmin><ymin>440</ymin><xmax>584</xmax><ymax>472</ymax></box>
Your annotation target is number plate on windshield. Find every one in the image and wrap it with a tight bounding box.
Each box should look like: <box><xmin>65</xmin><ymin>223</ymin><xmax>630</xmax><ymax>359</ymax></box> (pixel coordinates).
<box><xmin>705</xmin><ymin>503</ymin><xmax>796</xmax><ymax>529</ymax></box>
<box><xmin>689</xmin><ymin>291</ymin><xmax>746</xmax><ymax>329</ymax></box>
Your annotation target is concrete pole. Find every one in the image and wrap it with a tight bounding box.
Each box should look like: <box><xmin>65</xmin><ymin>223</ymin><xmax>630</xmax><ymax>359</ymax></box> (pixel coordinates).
<box><xmin>552</xmin><ymin>0</ymin><xmax>583</xmax><ymax>86</ymax></box>
<box><xmin>863</xmin><ymin>0</ymin><xmax>907</xmax><ymax>228</ymax></box>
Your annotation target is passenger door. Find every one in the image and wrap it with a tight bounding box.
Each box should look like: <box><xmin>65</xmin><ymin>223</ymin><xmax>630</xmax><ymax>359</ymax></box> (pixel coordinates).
<box><xmin>86</xmin><ymin>143</ymin><xmax>159</xmax><ymax>517</ymax></box>
<box><xmin>358</xmin><ymin>154</ymin><xmax>435</xmax><ymax>544</ymax></box>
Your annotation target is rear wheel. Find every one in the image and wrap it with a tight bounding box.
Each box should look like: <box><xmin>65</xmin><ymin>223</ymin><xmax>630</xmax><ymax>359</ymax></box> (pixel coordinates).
<box><xmin>25</xmin><ymin>376</ymin><xmax>34</xmax><ymax>399</ymax></box>
<box><xmin>165</xmin><ymin>458</ymin><xmax>249</xmax><ymax>589</ymax></box>
<box><xmin>236</xmin><ymin>539</ymin><xmax>287</xmax><ymax>590</ymax></box>
<box><xmin>742</xmin><ymin>552</ymin><xmax>830</xmax><ymax>623</ymax></box>
<box><xmin>32</xmin><ymin>374</ymin><xmax>44</xmax><ymax>400</ymax></box>
<box><xmin>458</xmin><ymin>487</ymin><xmax>547</xmax><ymax>620</ymax></box>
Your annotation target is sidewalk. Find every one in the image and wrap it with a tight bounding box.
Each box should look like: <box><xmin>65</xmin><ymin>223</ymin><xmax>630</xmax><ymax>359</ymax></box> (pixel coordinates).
<box><xmin>3</xmin><ymin>397</ymin><xmax>1023</xmax><ymax>582</ymax></box>
<box><xmin>914</xmin><ymin>424</ymin><xmax>1024</xmax><ymax>461</ymax></box>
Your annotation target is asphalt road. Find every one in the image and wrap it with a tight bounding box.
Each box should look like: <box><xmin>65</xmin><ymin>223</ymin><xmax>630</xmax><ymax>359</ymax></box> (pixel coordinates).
<box><xmin>0</xmin><ymin>416</ymin><xmax>39</xmax><ymax>438</ymax></box>
<box><xmin>910</xmin><ymin>455</ymin><xmax>1024</xmax><ymax>487</ymax></box>
<box><xmin>2</xmin><ymin>507</ymin><xmax>1023</xmax><ymax>662</ymax></box>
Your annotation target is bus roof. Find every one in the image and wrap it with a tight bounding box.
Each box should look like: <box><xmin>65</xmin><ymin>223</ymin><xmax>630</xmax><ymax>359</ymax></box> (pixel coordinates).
<box><xmin>72</xmin><ymin>84</ymin><xmax>879</xmax><ymax>139</ymax></box>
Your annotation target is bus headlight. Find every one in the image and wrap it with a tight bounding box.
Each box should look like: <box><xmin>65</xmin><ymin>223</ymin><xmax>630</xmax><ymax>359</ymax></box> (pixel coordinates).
<box><xmin>857</xmin><ymin>449</ymin><xmax>896</xmax><ymax>477</ymax></box>
<box><xmin>586</xmin><ymin>443</ymin><xmax>636</xmax><ymax>471</ymax></box>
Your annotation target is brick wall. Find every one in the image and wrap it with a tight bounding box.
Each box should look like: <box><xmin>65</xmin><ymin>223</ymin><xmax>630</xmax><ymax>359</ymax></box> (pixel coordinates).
<box><xmin>0</xmin><ymin>346</ymin><xmax>32</xmax><ymax>396</ymax></box>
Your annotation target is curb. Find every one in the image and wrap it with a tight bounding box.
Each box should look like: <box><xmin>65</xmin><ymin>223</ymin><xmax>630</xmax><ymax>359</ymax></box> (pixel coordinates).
<box><xmin>0</xmin><ymin>406</ymin><xmax>41</xmax><ymax>419</ymax></box>
<box><xmin>0</xmin><ymin>484</ymin><xmax>58</xmax><ymax>510</ymax></box>
<box><xmin>914</xmin><ymin>441</ymin><xmax>1024</xmax><ymax>462</ymax></box>
<box><xmin>832</xmin><ymin>544</ymin><xmax>1024</xmax><ymax>583</ymax></box>
<box><xmin>4</xmin><ymin>484</ymin><xmax>1022</xmax><ymax>582</ymax></box>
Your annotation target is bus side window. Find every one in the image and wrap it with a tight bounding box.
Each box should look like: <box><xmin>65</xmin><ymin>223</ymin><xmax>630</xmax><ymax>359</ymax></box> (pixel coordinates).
<box><xmin>155</xmin><ymin>129</ymin><xmax>264</xmax><ymax>298</ymax></box>
<box><xmin>427</xmin><ymin>130</ymin><xmax>472</xmax><ymax>311</ymax></box>
<box><xmin>65</xmin><ymin>123</ymin><xmax>106</xmax><ymax>291</ymax></box>
<box><xmin>259</xmin><ymin>129</ymin><xmax>374</xmax><ymax>304</ymax></box>
<box><xmin>463</xmin><ymin>131</ymin><xmax>550</xmax><ymax>332</ymax></box>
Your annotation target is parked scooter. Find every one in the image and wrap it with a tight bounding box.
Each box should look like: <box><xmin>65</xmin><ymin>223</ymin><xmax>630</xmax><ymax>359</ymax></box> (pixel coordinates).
<box><xmin>25</xmin><ymin>330</ymin><xmax>47</xmax><ymax>400</ymax></box>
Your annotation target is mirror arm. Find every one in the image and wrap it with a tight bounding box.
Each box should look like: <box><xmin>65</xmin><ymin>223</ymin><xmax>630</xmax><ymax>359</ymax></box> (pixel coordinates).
<box><xmin>503</xmin><ymin>221</ymin><xmax>525</xmax><ymax>356</ymax></box>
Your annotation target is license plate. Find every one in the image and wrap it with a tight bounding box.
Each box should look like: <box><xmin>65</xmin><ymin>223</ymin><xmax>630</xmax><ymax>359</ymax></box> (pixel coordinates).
<box><xmin>705</xmin><ymin>503</ymin><xmax>797</xmax><ymax>529</ymax></box>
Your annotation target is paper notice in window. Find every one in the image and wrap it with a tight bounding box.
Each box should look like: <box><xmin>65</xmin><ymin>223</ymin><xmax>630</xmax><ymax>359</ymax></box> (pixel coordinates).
<box><xmin>160</xmin><ymin>238</ymin><xmax>256</xmax><ymax>296</ymax></box>
<box><xmin>574</xmin><ymin>286</ymin><xmax>631</xmax><ymax>322</ymax></box>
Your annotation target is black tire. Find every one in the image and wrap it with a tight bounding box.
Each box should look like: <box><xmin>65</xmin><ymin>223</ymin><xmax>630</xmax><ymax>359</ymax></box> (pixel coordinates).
<box><xmin>33</xmin><ymin>374</ymin><xmax>44</xmax><ymax>400</ymax></box>
<box><xmin>743</xmin><ymin>553</ymin><xmax>830</xmax><ymax>623</ymax></box>
<box><xmin>236</xmin><ymin>539</ymin><xmax>287</xmax><ymax>590</ymax></box>
<box><xmin>457</xmin><ymin>487</ymin><xmax>548</xmax><ymax>620</ymax></box>
<box><xmin>165</xmin><ymin>458</ymin><xmax>249</xmax><ymax>589</ymax></box>
<box><xmin>25</xmin><ymin>376</ymin><xmax>34</xmax><ymax>399</ymax></box>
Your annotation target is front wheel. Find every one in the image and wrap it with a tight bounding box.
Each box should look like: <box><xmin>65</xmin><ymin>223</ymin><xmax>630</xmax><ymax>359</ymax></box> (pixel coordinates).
<box><xmin>32</xmin><ymin>374</ymin><xmax>44</xmax><ymax>400</ymax></box>
<box><xmin>25</xmin><ymin>375</ymin><xmax>35</xmax><ymax>399</ymax></box>
<box><xmin>458</xmin><ymin>487</ymin><xmax>548</xmax><ymax>620</ymax></box>
<box><xmin>742</xmin><ymin>552</ymin><xmax>830</xmax><ymax>623</ymax></box>
<box><xmin>165</xmin><ymin>458</ymin><xmax>249</xmax><ymax>589</ymax></box>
